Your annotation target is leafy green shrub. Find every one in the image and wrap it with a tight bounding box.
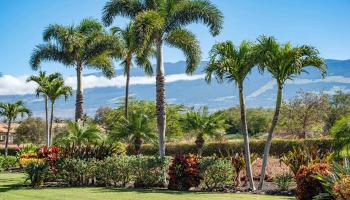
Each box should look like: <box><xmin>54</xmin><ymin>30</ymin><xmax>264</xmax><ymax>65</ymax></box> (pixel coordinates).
<box><xmin>168</xmin><ymin>154</ymin><xmax>201</xmax><ymax>191</ymax></box>
<box><xmin>333</xmin><ymin>175</ymin><xmax>350</xmax><ymax>200</ymax></box>
<box><xmin>296</xmin><ymin>163</ymin><xmax>330</xmax><ymax>200</ymax></box>
<box><xmin>331</xmin><ymin>115</ymin><xmax>350</xmax><ymax>154</ymax></box>
<box><xmin>199</xmin><ymin>157</ymin><xmax>233</xmax><ymax>190</ymax></box>
<box><xmin>24</xmin><ymin>161</ymin><xmax>49</xmax><ymax>187</ymax></box>
<box><xmin>98</xmin><ymin>156</ymin><xmax>133</xmax><ymax>187</ymax></box>
<box><xmin>274</xmin><ymin>173</ymin><xmax>293</xmax><ymax>191</ymax></box>
<box><xmin>0</xmin><ymin>155</ymin><xmax>17</xmax><ymax>171</ymax></box>
<box><xmin>130</xmin><ymin>155</ymin><xmax>171</xmax><ymax>188</ymax></box>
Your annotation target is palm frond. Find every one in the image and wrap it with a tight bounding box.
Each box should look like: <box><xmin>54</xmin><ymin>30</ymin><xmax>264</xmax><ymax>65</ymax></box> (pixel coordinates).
<box><xmin>102</xmin><ymin>0</ymin><xmax>145</xmax><ymax>26</ymax></box>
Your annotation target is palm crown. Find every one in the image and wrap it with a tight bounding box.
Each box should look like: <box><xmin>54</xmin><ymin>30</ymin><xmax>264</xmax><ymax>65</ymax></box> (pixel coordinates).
<box><xmin>0</xmin><ymin>101</ymin><xmax>31</xmax><ymax>121</ymax></box>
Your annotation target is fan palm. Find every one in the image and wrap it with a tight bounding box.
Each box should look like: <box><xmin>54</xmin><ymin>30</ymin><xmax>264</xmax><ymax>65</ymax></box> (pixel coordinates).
<box><xmin>111</xmin><ymin>22</ymin><xmax>154</xmax><ymax>119</ymax></box>
<box><xmin>183</xmin><ymin>106</ymin><xmax>225</xmax><ymax>155</ymax></box>
<box><xmin>26</xmin><ymin>71</ymin><xmax>61</xmax><ymax>145</ymax></box>
<box><xmin>46</xmin><ymin>78</ymin><xmax>72</xmax><ymax>145</ymax></box>
<box><xmin>0</xmin><ymin>101</ymin><xmax>31</xmax><ymax>156</ymax></box>
<box><xmin>103</xmin><ymin>0</ymin><xmax>223</xmax><ymax>156</ymax></box>
<box><xmin>256</xmin><ymin>36</ymin><xmax>327</xmax><ymax>189</ymax></box>
<box><xmin>30</xmin><ymin>18</ymin><xmax>122</xmax><ymax>121</ymax></box>
<box><xmin>55</xmin><ymin>122</ymin><xmax>102</xmax><ymax>148</ymax></box>
<box><xmin>205</xmin><ymin>40</ymin><xmax>258</xmax><ymax>190</ymax></box>
<box><xmin>109</xmin><ymin>109</ymin><xmax>156</xmax><ymax>154</ymax></box>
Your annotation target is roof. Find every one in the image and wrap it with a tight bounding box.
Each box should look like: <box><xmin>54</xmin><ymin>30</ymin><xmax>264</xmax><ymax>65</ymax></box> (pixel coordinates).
<box><xmin>0</xmin><ymin>122</ymin><xmax>19</xmax><ymax>134</ymax></box>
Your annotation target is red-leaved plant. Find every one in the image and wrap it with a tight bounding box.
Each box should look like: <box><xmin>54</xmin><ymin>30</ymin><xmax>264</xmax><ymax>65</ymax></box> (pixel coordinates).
<box><xmin>38</xmin><ymin>146</ymin><xmax>61</xmax><ymax>172</ymax></box>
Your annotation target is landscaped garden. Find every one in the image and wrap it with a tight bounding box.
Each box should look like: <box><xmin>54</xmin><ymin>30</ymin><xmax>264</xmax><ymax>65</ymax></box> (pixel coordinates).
<box><xmin>1</xmin><ymin>0</ymin><xmax>350</xmax><ymax>200</ymax></box>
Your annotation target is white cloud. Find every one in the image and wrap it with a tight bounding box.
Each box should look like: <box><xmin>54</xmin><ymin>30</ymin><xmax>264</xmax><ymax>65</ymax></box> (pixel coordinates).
<box><xmin>0</xmin><ymin>73</ymin><xmax>205</xmax><ymax>96</ymax></box>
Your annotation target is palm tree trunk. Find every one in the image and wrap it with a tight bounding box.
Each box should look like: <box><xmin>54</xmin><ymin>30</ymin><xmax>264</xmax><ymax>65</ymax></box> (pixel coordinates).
<box><xmin>45</xmin><ymin>96</ymin><xmax>49</xmax><ymax>146</ymax></box>
<box><xmin>49</xmin><ymin>101</ymin><xmax>55</xmax><ymax>146</ymax></box>
<box><xmin>124</xmin><ymin>58</ymin><xmax>131</xmax><ymax>120</ymax></box>
<box><xmin>258</xmin><ymin>84</ymin><xmax>283</xmax><ymax>190</ymax></box>
<box><xmin>4</xmin><ymin>119</ymin><xmax>12</xmax><ymax>157</ymax></box>
<box><xmin>75</xmin><ymin>65</ymin><xmax>84</xmax><ymax>122</ymax></box>
<box><xmin>238</xmin><ymin>85</ymin><xmax>255</xmax><ymax>190</ymax></box>
<box><xmin>156</xmin><ymin>38</ymin><xmax>166</xmax><ymax>157</ymax></box>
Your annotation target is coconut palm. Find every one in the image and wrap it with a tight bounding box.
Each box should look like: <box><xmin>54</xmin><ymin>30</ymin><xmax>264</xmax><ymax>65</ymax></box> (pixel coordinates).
<box><xmin>0</xmin><ymin>101</ymin><xmax>31</xmax><ymax>156</ymax></box>
<box><xmin>103</xmin><ymin>0</ymin><xmax>223</xmax><ymax>156</ymax></box>
<box><xmin>111</xmin><ymin>22</ymin><xmax>154</xmax><ymax>119</ymax></box>
<box><xmin>30</xmin><ymin>18</ymin><xmax>122</xmax><ymax>121</ymax></box>
<box><xmin>109</xmin><ymin>109</ymin><xmax>156</xmax><ymax>154</ymax></box>
<box><xmin>55</xmin><ymin>122</ymin><xmax>102</xmax><ymax>148</ymax></box>
<box><xmin>183</xmin><ymin>106</ymin><xmax>225</xmax><ymax>155</ymax></box>
<box><xmin>205</xmin><ymin>41</ymin><xmax>258</xmax><ymax>190</ymax></box>
<box><xmin>46</xmin><ymin>78</ymin><xmax>72</xmax><ymax>145</ymax></box>
<box><xmin>26</xmin><ymin>71</ymin><xmax>61</xmax><ymax>145</ymax></box>
<box><xmin>256</xmin><ymin>36</ymin><xmax>327</xmax><ymax>189</ymax></box>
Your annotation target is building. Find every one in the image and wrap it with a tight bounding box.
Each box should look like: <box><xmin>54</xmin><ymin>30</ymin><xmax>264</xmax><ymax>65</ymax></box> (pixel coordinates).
<box><xmin>0</xmin><ymin>123</ymin><xmax>19</xmax><ymax>145</ymax></box>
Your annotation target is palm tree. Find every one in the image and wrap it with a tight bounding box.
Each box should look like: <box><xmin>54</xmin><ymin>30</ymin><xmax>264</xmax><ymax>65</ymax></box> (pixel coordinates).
<box><xmin>0</xmin><ymin>101</ymin><xmax>31</xmax><ymax>156</ymax></box>
<box><xmin>256</xmin><ymin>36</ymin><xmax>326</xmax><ymax>189</ymax></box>
<box><xmin>111</xmin><ymin>22</ymin><xmax>154</xmax><ymax>119</ymax></box>
<box><xmin>26</xmin><ymin>71</ymin><xmax>61</xmax><ymax>145</ymax></box>
<box><xmin>46</xmin><ymin>78</ymin><xmax>72</xmax><ymax>145</ymax></box>
<box><xmin>103</xmin><ymin>0</ymin><xmax>223</xmax><ymax>156</ymax></box>
<box><xmin>30</xmin><ymin>18</ymin><xmax>122</xmax><ymax>122</ymax></box>
<box><xmin>109</xmin><ymin>109</ymin><xmax>156</xmax><ymax>154</ymax></box>
<box><xmin>183</xmin><ymin>106</ymin><xmax>225</xmax><ymax>155</ymax></box>
<box><xmin>205</xmin><ymin>41</ymin><xmax>258</xmax><ymax>190</ymax></box>
<box><xmin>55</xmin><ymin>122</ymin><xmax>102</xmax><ymax>148</ymax></box>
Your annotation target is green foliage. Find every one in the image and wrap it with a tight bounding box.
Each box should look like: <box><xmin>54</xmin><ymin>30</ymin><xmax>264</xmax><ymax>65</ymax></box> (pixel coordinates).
<box><xmin>24</xmin><ymin>162</ymin><xmax>49</xmax><ymax>187</ymax></box>
<box><xmin>199</xmin><ymin>157</ymin><xmax>233</xmax><ymax>190</ymax></box>
<box><xmin>0</xmin><ymin>155</ymin><xmax>17</xmax><ymax>171</ymax></box>
<box><xmin>274</xmin><ymin>173</ymin><xmax>293</xmax><ymax>191</ymax></box>
<box><xmin>16</xmin><ymin>144</ymin><xmax>38</xmax><ymax>158</ymax></box>
<box><xmin>331</xmin><ymin>115</ymin><xmax>350</xmax><ymax>154</ymax></box>
<box><xmin>98</xmin><ymin>156</ymin><xmax>133</xmax><ymax>187</ymax></box>
<box><xmin>14</xmin><ymin>117</ymin><xmax>46</xmax><ymax>145</ymax></box>
<box><xmin>325</xmin><ymin>90</ymin><xmax>350</xmax><ymax>132</ymax></box>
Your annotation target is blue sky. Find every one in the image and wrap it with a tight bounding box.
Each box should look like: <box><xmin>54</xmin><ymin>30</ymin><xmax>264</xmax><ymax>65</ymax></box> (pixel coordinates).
<box><xmin>0</xmin><ymin>0</ymin><xmax>349</xmax><ymax>76</ymax></box>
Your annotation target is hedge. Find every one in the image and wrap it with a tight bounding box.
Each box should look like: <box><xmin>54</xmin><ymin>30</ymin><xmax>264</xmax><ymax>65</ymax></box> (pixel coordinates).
<box><xmin>127</xmin><ymin>138</ymin><xmax>334</xmax><ymax>157</ymax></box>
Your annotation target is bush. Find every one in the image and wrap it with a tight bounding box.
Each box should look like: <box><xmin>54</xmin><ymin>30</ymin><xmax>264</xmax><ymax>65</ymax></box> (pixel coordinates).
<box><xmin>296</xmin><ymin>163</ymin><xmax>330</xmax><ymax>200</ymax></box>
<box><xmin>0</xmin><ymin>155</ymin><xmax>17</xmax><ymax>171</ymax></box>
<box><xmin>98</xmin><ymin>156</ymin><xmax>133</xmax><ymax>187</ymax></box>
<box><xmin>168</xmin><ymin>154</ymin><xmax>201</xmax><ymax>191</ymax></box>
<box><xmin>274</xmin><ymin>173</ymin><xmax>293</xmax><ymax>191</ymax></box>
<box><xmin>199</xmin><ymin>157</ymin><xmax>233</xmax><ymax>190</ymax></box>
<box><xmin>130</xmin><ymin>155</ymin><xmax>171</xmax><ymax>188</ymax></box>
<box><xmin>132</xmin><ymin>139</ymin><xmax>334</xmax><ymax>157</ymax></box>
<box><xmin>24</xmin><ymin>161</ymin><xmax>49</xmax><ymax>187</ymax></box>
<box><xmin>333</xmin><ymin>175</ymin><xmax>350</xmax><ymax>200</ymax></box>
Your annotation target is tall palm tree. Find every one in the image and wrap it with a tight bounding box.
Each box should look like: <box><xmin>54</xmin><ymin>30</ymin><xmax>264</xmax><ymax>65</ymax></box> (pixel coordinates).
<box><xmin>256</xmin><ymin>36</ymin><xmax>326</xmax><ymax>189</ymax></box>
<box><xmin>109</xmin><ymin>109</ymin><xmax>156</xmax><ymax>154</ymax></box>
<box><xmin>103</xmin><ymin>0</ymin><xmax>223</xmax><ymax>156</ymax></box>
<box><xmin>0</xmin><ymin>101</ymin><xmax>31</xmax><ymax>156</ymax></box>
<box><xmin>26</xmin><ymin>71</ymin><xmax>61</xmax><ymax>146</ymax></box>
<box><xmin>46</xmin><ymin>78</ymin><xmax>72</xmax><ymax>145</ymax></box>
<box><xmin>30</xmin><ymin>18</ymin><xmax>122</xmax><ymax>122</ymax></box>
<box><xmin>183</xmin><ymin>106</ymin><xmax>225</xmax><ymax>155</ymax></box>
<box><xmin>205</xmin><ymin>41</ymin><xmax>258</xmax><ymax>190</ymax></box>
<box><xmin>111</xmin><ymin>22</ymin><xmax>154</xmax><ymax>119</ymax></box>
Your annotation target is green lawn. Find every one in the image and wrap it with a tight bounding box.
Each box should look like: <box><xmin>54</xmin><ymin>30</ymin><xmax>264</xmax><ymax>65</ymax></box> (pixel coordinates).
<box><xmin>0</xmin><ymin>173</ymin><xmax>295</xmax><ymax>200</ymax></box>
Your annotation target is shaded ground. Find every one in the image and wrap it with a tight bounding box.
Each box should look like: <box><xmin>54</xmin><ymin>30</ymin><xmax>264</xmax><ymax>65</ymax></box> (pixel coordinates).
<box><xmin>0</xmin><ymin>173</ymin><xmax>295</xmax><ymax>200</ymax></box>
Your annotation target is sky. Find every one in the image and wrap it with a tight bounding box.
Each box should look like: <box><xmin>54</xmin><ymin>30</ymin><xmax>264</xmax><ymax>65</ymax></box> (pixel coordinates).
<box><xmin>0</xmin><ymin>0</ymin><xmax>349</xmax><ymax>76</ymax></box>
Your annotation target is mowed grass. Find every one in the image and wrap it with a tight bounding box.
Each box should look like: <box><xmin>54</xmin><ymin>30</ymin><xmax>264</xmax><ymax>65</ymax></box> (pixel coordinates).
<box><xmin>0</xmin><ymin>173</ymin><xmax>295</xmax><ymax>200</ymax></box>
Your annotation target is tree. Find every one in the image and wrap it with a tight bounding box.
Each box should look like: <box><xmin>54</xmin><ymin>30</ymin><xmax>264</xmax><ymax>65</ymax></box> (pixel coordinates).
<box><xmin>27</xmin><ymin>71</ymin><xmax>61</xmax><ymax>145</ymax></box>
<box><xmin>278</xmin><ymin>91</ymin><xmax>329</xmax><ymax>138</ymax></box>
<box><xmin>109</xmin><ymin>109</ymin><xmax>156</xmax><ymax>154</ymax></box>
<box><xmin>30</xmin><ymin>18</ymin><xmax>122</xmax><ymax>121</ymax></box>
<box><xmin>256</xmin><ymin>36</ymin><xmax>326</xmax><ymax>189</ymax></box>
<box><xmin>14</xmin><ymin>117</ymin><xmax>45</xmax><ymax>145</ymax></box>
<box><xmin>331</xmin><ymin>115</ymin><xmax>350</xmax><ymax>155</ymax></box>
<box><xmin>205</xmin><ymin>41</ymin><xmax>258</xmax><ymax>190</ymax></box>
<box><xmin>0</xmin><ymin>101</ymin><xmax>31</xmax><ymax>156</ymax></box>
<box><xmin>111</xmin><ymin>22</ymin><xmax>154</xmax><ymax>119</ymax></box>
<box><xmin>46</xmin><ymin>78</ymin><xmax>72</xmax><ymax>145</ymax></box>
<box><xmin>55</xmin><ymin>122</ymin><xmax>102</xmax><ymax>148</ymax></box>
<box><xmin>103</xmin><ymin>0</ymin><xmax>223</xmax><ymax>157</ymax></box>
<box><xmin>183</xmin><ymin>106</ymin><xmax>225</xmax><ymax>155</ymax></box>
<box><xmin>325</xmin><ymin>90</ymin><xmax>350</xmax><ymax>132</ymax></box>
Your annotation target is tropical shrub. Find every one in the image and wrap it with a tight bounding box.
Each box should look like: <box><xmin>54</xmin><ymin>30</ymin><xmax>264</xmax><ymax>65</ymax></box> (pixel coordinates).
<box><xmin>333</xmin><ymin>175</ymin><xmax>350</xmax><ymax>200</ymax></box>
<box><xmin>274</xmin><ymin>173</ymin><xmax>294</xmax><ymax>191</ymax></box>
<box><xmin>59</xmin><ymin>143</ymin><xmax>121</xmax><ymax>160</ymax></box>
<box><xmin>199</xmin><ymin>157</ymin><xmax>233</xmax><ymax>190</ymax></box>
<box><xmin>230</xmin><ymin>153</ymin><xmax>257</xmax><ymax>186</ymax></box>
<box><xmin>331</xmin><ymin>115</ymin><xmax>350</xmax><ymax>155</ymax></box>
<box><xmin>130</xmin><ymin>155</ymin><xmax>170</xmax><ymax>188</ymax></box>
<box><xmin>98</xmin><ymin>156</ymin><xmax>133</xmax><ymax>187</ymax></box>
<box><xmin>38</xmin><ymin>146</ymin><xmax>61</xmax><ymax>172</ymax></box>
<box><xmin>296</xmin><ymin>163</ymin><xmax>330</xmax><ymax>200</ymax></box>
<box><xmin>0</xmin><ymin>155</ymin><xmax>17</xmax><ymax>171</ymax></box>
<box><xmin>24</xmin><ymin>161</ymin><xmax>49</xmax><ymax>187</ymax></box>
<box><xmin>168</xmin><ymin>154</ymin><xmax>201</xmax><ymax>191</ymax></box>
